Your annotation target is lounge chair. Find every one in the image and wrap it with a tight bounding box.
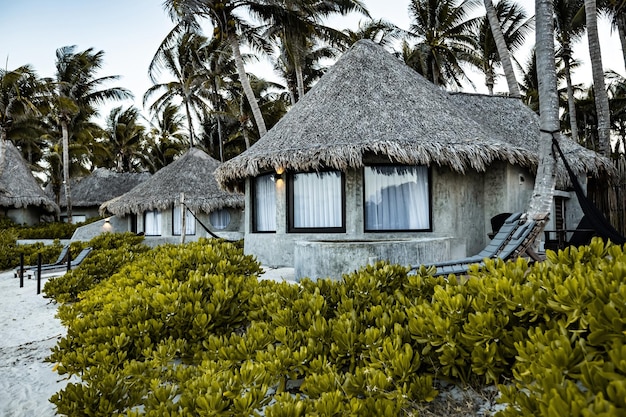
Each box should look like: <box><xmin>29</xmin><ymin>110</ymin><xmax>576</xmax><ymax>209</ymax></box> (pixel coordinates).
<box><xmin>31</xmin><ymin>247</ymin><xmax>93</xmax><ymax>278</ymax></box>
<box><xmin>412</xmin><ymin>213</ymin><xmax>541</xmax><ymax>277</ymax></box>
<box><xmin>14</xmin><ymin>245</ymin><xmax>70</xmax><ymax>278</ymax></box>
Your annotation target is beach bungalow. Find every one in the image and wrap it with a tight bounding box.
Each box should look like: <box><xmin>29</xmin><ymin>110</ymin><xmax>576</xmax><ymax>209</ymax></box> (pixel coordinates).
<box><xmin>56</xmin><ymin>168</ymin><xmax>151</xmax><ymax>222</ymax></box>
<box><xmin>214</xmin><ymin>40</ymin><xmax>612</xmax><ymax>280</ymax></box>
<box><xmin>0</xmin><ymin>140</ymin><xmax>59</xmax><ymax>225</ymax></box>
<box><xmin>98</xmin><ymin>147</ymin><xmax>244</xmax><ymax>244</ymax></box>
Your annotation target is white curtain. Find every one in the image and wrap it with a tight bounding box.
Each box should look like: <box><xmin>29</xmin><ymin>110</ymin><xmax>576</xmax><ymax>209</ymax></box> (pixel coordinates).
<box><xmin>292</xmin><ymin>171</ymin><xmax>342</xmax><ymax>229</ymax></box>
<box><xmin>144</xmin><ymin>210</ymin><xmax>162</xmax><ymax>236</ymax></box>
<box><xmin>364</xmin><ymin>166</ymin><xmax>429</xmax><ymax>230</ymax></box>
<box><xmin>209</xmin><ymin>209</ymin><xmax>231</xmax><ymax>230</ymax></box>
<box><xmin>173</xmin><ymin>205</ymin><xmax>196</xmax><ymax>235</ymax></box>
<box><xmin>254</xmin><ymin>174</ymin><xmax>276</xmax><ymax>232</ymax></box>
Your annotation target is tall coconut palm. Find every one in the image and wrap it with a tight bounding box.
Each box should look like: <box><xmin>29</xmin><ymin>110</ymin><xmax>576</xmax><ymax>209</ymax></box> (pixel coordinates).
<box><xmin>162</xmin><ymin>0</ymin><xmax>271</xmax><ymax>137</ymax></box>
<box><xmin>482</xmin><ymin>0</ymin><xmax>523</xmax><ymax>97</ymax></box>
<box><xmin>342</xmin><ymin>18</ymin><xmax>402</xmax><ymax>48</ymax></box>
<box><xmin>406</xmin><ymin>0</ymin><xmax>482</xmax><ymax>88</ymax></box>
<box><xmin>145</xmin><ymin>30</ymin><xmax>211</xmax><ymax>148</ymax></box>
<box><xmin>585</xmin><ymin>0</ymin><xmax>612</xmax><ymax>156</ymax></box>
<box><xmin>51</xmin><ymin>46</ymin><xmax>132</xmax><ymax>222</ymax></box>
<box><xmin>600</xmin><ymin>0</ymin><xmax>626</xmax><ymax>69</ymax></box>
<box><xmin>474</xmin><ymin>0</ymin><xmax>532</xmax><ymax>95</ymax></box>
<box><xmin>528</xmin><ymin>0</ymin><xmax>559</xmax><ymax>219</ymax></box>
<box><xmin>0</xmin><ymin>65</ymin><xmax>44</xmax><ymax>165</ymax></box>
<box><xmin>554</xmin><ymin>0</ymin><xmax>585</xmax><ymax>142</ymax></box>
<box><xmin>102</xmin><ymin>107</ymin><xmax>146</xmax><ymax>172</ymax></box>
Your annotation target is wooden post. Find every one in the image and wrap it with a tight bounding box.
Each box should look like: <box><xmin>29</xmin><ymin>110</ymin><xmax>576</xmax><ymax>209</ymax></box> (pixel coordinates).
<box><xmin>67</xmin><ymin>250</ymin><xmax>72</xmax><ymax>272</ymax></box>
<box><xmin>19</xmin><ymin>253</ymin><xmax>24</xmax><ymax>288</ymax></box>
<box><xmin>36</xmin><ymin>254</ymin><xmax>42</xmax><ymax>295</ymax></box>
<box><xmin>181</xmin><ymin>193</ymin><xmax>186</xmax><ymax>244</ymax></box>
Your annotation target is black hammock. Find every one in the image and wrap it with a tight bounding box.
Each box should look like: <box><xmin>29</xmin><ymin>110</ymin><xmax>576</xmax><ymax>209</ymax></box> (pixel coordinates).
<box><xmin>552</xmin><ymin>135</ymin><xmax>626</xmax><ymax>245</ymax></box>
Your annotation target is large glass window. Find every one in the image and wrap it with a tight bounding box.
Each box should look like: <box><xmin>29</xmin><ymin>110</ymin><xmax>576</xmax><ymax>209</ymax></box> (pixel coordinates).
<box><xmin>209</xmin><ymin>209</ymin><xmax>231</xmax><ymax>230</ymax></box>
<box><xmin>144</xmin><ymin>210</ymin><xmax>162</xmax><ymax>236</ymax></box>
<box><xmin>254</xmin><ymin>174</ymin><xmax>276</xmax><ymax>232</ymax></box>
<box><xmin>364</xmin><ymin>165</ymin><xmax>430</xmax><ymax>231</ymax></box>
<box><xmin>290</xmin><ymin>171</ymin><xmax>344</xmax><ymax>232</ymax></box>
<box><xmin>173</xmin><ymin>205</ymin><xmax>196</xmax><ymax>235</ymax></box>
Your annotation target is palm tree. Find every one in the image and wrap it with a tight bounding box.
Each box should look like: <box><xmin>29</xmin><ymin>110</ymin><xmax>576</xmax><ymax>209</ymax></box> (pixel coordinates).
<box><xmin>528</xmin><ymin>0</ymin><xmax>559</xmax><ymax>219</ymax></box>
<box><xmin>145</xmin><ymin>30</ymin><xmax>212</xmax><ymax>148</ymax></box>
<box><xmin>585</xmin><ymin>0</ymin><xmax>612</xmax><ymax>156</ymax></box>
<box><xmin>554</xmin><ymin>0</ymin><xmax>585</xmax><ymax>142</ymax></box>
<box><xmin>600</xmin><ymin>0</ymin><xmax>626</xmax><ymax>69</ymax></box>
<box><xmin>162</xmin><ymin>0</ymin><xmax>271</xmax><ymax>137</ymax></box>
<box><xmin>342</xmin><ymin>19</ymin><xmax>402</xmax><ymax>48</ymax></box>
<box><xmin>406</xmin><ymin>0</ymin><xmax>482</xmax><ymax>88</ymax></box>
<box><xmin>102</xmin><ymin>107</ymin><xmax>146</xmax><ymax>172</ymax></box>
<box><xmin>51</xmin><ymin>46</ymin><xmax>132</xmax><ymax>222</ymax></box>
<box><xmin>140</xmin><ymin>104</ymin><xmax>187</xmax><ymax>173</ymax></box>
<box><xmin>0</xmin><ymin>65</ymin><xmax>43</xmax><ymax>164</ymax></box>
<box><xmin>482</xmin><ymin>0</ymin><xmax>524</xmax><ymax>97</ymax></box>
<box><xmin>475</xmin><ymin>0</ymin><xmax>532</xmax><ymax>95</ymax></box>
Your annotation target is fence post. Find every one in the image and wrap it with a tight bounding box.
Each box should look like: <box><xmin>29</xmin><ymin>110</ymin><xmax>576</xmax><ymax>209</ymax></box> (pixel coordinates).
<box><xmin>67</xmin><ymin>250</ymin><xmax>72</xmax><ymax>272</ymax></box>
<box><xmin>37</xmin><ymin>254</ymin><xmax>42</xmax><ymax>295</ymax></box>
<box><xmin>19</xmin><ymin>253</ymin><xmax>24</xmax><ymax>288</ymax></box>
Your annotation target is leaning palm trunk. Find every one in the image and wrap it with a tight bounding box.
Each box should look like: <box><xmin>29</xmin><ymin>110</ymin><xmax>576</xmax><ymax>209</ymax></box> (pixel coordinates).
<box><xmin>228</xmin><ymin>34</ymin><xmax>267</xmax><ymax>138</ymax></box>
<box><xmin>61</xmin><ymin>120</ymin><xmax>73</xmax><ymax>224</ymax></box>
<box><xmin>585</xmin><ymin>0</ymin><xmax>611</xmax><ymax>156</ymax></box>
<box><xmin>618</xmin><ymin>14</ymin><xmax>626</xmax><ymax>72</ymax></box>
<box><xmin>484</xmin><ymin>0</ymin><xmax>521</xmax><ymax>98</ymax></box>
<box><xmin>527</xmin><ymin>0</ymin><xmax>559</xmax><ymax>220</ymax></box>
<box><xmin>294</xmin><ymin>58</ymin><xmax>305</xmax><ymax>102</ymax></box>
<box><xmin>563</xmin><ymin>45</ymin><xmax>579</xmax><ymax>141</ymax></box>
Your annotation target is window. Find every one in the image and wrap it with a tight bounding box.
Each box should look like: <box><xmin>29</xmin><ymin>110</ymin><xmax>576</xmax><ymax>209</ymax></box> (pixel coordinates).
<box><xmin>364</xmin><ymin>165</ymin><xmax>430</xmax><ymax>231</ymax></box>
<box><xmin>289</xmin><ymin>171</ymin><xmax>344</xmax><ymax>232</ymax></box>
<box><xmin>209</xmin><ymin>209</ymin><xmax>231</xmax><ymax>230</ymax></box>
<box><xmin>253</xmin><ymin>174</ymin><xmax>276</xmax><ymax>232</ymax></box>
<box><xmin>144</xmin><ymin>210</ymin><xmax>162</xmax><ymax>236</ymax></box>
<box><xmin>173</xmin><ymin>205</ymin><xmax>196</xmax><ymax>235</ymax></box>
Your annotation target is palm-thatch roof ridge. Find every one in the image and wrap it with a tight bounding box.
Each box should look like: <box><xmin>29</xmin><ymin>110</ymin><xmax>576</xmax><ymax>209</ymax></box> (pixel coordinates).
<box><xmin>101</xmin><ymin>147</ymin><xmax>243</xmax><ymax>216</ymax></box>
<box><xmin>448</xmin><ymin>92</ymin><xmax>615</xmax><ymax>187</ymax></box>
<box><xmin>0</xmin><ymin>140</ymin><xmax>59</xmax><ymax>214</ymax></box>
<box><xmin>215</xmin><ymin>39</ymin><xmax>613</xmax><ymax>191</ymax></box>
<box><xmin>57</xmin><ymin>168</ymin><xmax>151</xmax><ymax>208</ymax></box>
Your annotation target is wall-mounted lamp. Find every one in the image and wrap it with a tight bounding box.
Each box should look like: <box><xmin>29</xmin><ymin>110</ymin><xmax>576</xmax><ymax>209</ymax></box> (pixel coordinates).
<box><xmin>273</xmin><ymin>167</ymin><xmax>285</xmax><ymax>181</ymax></box>
<box><xmin>102</xmin><ymin>217</ymin><xmax>112</xmax><ymax>232</ymax></box>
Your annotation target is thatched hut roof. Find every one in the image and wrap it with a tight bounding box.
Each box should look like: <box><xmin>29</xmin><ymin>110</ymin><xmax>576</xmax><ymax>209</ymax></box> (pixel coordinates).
<box><xmin>57</xmin><ymin>168</ymin><xmax>151</xmax><ymax>208</ymax></box>
<box><xmin>0</xmin><ymin>140</ymin><xmax>59</xmax><ymax>215</ymax></box>
<box><xmin>215</xmin><ymin>39</ymin><xmax>614</xmax><ymax>191</ymax></box>
<box><xmin>101</xmin><ymin>147</ymin><xmax>244</xmax><ymax>216</ymax></box>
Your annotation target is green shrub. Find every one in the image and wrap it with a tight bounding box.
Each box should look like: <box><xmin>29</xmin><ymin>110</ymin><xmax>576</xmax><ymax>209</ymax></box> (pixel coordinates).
<box><xmin>46</xmin><ymin>237</ymin><xmax>626</xmax><ymax>417</ymax></box>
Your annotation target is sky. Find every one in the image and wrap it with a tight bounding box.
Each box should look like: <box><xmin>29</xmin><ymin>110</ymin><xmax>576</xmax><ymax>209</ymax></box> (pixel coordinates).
<box><xmin>1</xmin><ymin>0</ymin><xmax>624</xmax><ymax>123</ymax></box>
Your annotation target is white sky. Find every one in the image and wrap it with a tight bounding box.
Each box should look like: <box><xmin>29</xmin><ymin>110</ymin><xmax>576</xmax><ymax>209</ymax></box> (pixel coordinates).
<box><xmin>0</xmin><ymin>0</ymin><xmax>624</xmax><ymax>122</ymax></box>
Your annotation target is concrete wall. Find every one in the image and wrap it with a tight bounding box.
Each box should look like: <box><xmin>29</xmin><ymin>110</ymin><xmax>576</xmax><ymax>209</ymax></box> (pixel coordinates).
<box><xmin>244</xmin><ymin>164</ymin><xmax>534</xmax><ymax>271</ymax></box>
<box><xmin>4</xmin><ymin>207</ymin><xmax>48</xmax><ymax>226</ymax></box>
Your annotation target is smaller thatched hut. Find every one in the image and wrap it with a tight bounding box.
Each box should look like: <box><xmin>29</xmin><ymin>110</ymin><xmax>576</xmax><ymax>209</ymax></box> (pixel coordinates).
<box><xmin>56</xmin><ymin>168</ymin><xmax>151</xmax><ymax>222</ymax></box>
<box><xmin>0</xmin><ymin>140</ymin><xmax>59</xmax><ymax>225</ymax></box>
<box><xmin>97</xmin><ymin>148</ymin><xmax>244</xmax><ymax>244</ymax></box>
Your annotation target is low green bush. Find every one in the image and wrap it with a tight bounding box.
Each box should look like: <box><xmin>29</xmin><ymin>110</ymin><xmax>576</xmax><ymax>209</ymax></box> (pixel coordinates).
<box><xmin>45</xmin><ymin>237</ymin><xmax>626</xmax><ymax>416</ymax></box>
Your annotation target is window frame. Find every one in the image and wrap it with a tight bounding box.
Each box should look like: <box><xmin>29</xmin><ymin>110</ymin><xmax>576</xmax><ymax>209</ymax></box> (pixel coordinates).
<box><xmin>287</xmin><ymin>169</ymin><xmax>346</xmax><ymax>233</ymax></box>
<box><xmin>252</xmin><ymin>173</ymin><xmax>277</xmax><ymax>233</ymax></box>
<box><xmin>172</xmin><ymin>205</ymin><xmax>196</xmax><ymax>236</ymax></box>
<box><xmin>362</xmin><ymin>164</ymin><xmax>432</xmax><ymax>233</ymax></box>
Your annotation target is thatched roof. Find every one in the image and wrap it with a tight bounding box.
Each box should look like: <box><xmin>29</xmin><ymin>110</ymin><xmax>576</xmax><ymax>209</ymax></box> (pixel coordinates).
<box><xmin>215</xmin><ymin>39</ymin><xmax>614</xmax><ymax>191</ymax></box>
<box><xmin>0</xmin><ymin>140</ymin><xmax>59</xmax><ymax>214</ymax></box>
<box><xmin>101</xmin><ymin>147</ymin><xmax>244</xmax><ymax>215</ymax></box>
<box><xmin>57</xmin><ymin>168</ymin><xmax>151</xmax><ymax>208</ymax></box>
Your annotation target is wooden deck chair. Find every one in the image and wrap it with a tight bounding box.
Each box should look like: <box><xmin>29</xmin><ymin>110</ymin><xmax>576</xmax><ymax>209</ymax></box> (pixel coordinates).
<box><xmin>14</xmin><ymin>245</ymin><xmax>70</xmax><ymax>278</ymax></box>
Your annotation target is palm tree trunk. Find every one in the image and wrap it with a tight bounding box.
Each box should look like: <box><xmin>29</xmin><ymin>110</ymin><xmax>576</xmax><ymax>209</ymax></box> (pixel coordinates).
<box><xmin>228</xmin><ymin>34</ymin><xmax>267</xmax><ymax>137</ymax></box>
<box><xmin>484</xmin><ymin>0</ymin><xmax>521</xmax><ymax>98</ymax></box>
<box><xmin>61</xmin><ymin>120</ymin><xmax>73</xmax><ymax>224</ymax></box>
<box><xmin>294</xmin><ymin>57</ymin><xmax>305</xmax><ymax>101</ymax></box>
<box><xmin>585</xmin><ymin>0</ymin><xmax>612</xmax><ymax>156</ymax></box>
<box><xmin>562</xmin><ymin>45</ymin><xmax>579</xmax><ymax>141</ymax></box>
<box><xmin>183</xmin><ymin>99</ymin><xmax>195</xmax><ymax>148</ymax></box>
<box><xmin>527</xmin><ymin>0</ymin><xmax>559</xmax><ymax>220</ymax></box>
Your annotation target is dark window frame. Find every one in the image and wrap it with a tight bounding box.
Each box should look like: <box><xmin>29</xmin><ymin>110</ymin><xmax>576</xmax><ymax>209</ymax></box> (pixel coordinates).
<box><xmin>362</xmin><ymin>164</ymin><xmax>433</xmax><ymax>233</ymax></box>
<box><xmin>287</xmin><ymin>170</ymin><xmax>346</xmax><ymax>233</ymax></box>
<box><xmin>251</xmin><ymin>173</ymin><xmax>277</xmax><ymax>233</ymax></box>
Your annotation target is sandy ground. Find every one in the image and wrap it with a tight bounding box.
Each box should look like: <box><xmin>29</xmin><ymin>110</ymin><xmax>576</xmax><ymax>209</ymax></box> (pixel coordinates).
<box><xmin>0</xmin><ymin>267</ymin><xmax>296</xmax><ymax>417</ymax></box>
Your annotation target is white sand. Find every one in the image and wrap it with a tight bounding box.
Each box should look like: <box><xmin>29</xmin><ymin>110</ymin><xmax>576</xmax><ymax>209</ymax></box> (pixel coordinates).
<box><xmin>0</xmin><ymin>270</ymin><xmax>67</xmax><ymax>417</ymax></box>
